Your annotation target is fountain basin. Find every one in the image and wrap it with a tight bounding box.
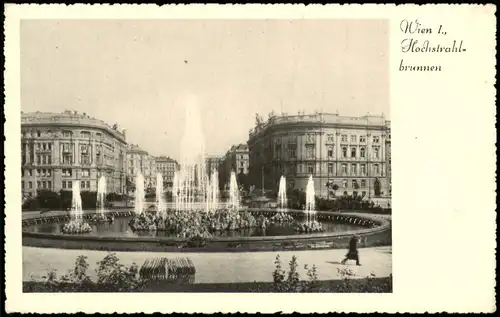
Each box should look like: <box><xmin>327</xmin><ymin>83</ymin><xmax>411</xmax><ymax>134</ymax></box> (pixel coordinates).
<box><xmin>22</xmin><ymin>209</ymin><xmax>390</xmax><ymax>252</ymax></box>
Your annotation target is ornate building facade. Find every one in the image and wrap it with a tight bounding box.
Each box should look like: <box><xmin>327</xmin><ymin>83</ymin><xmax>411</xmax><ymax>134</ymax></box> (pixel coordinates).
<box><xmin>247</xmin><ymin>113</ymin><xmax>391</xmax><ymax>198</ymax></box>
<box><xmin>155</xmin><ymin>156</ymin><xmax>179</xmax><ymax>189</ymax></box>
<box><xmin>21</xmin><ymin>111</ymin><xmax>128</xmax><ymax>197</ymax></box>
<box><xmin>126</xmin><ymin>144</ymin><xmax>157</xmax><ymax>190</ymax></box>
<box><xmin>205</xmin><ymin>155</ymin><xmax>222</xmax><ymax>175</ymax></box>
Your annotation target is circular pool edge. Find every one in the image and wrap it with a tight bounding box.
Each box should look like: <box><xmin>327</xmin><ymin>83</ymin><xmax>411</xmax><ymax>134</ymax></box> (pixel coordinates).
<box><xmin>22</xmin><ymin>209</ymin><xmax>391</xmax><ymax>253</ymax></box>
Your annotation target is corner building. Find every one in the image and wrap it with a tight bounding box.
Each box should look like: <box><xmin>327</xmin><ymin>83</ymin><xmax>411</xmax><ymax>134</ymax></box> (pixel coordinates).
<box><xmin>21</xmin><ymin>111</ymin><xmax>128</xmax><ymax>197</ymax></box>
<box><xmin>247</xmin><ymin>113</ymin><xmax>391</xmax><ymax>198</ymax></box>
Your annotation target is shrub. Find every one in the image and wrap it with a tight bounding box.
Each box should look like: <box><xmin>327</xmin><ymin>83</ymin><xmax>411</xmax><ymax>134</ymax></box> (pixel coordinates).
<box><xmin>95</xmin><ymin>253</ymin><xmax>142</xmax><ymax>291</ymax></box>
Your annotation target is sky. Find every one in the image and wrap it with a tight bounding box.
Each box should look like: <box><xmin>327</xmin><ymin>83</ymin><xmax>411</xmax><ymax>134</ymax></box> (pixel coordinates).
<box><xmin>21</xmin><ymin>19</ymin><xmax>389</xmax><ymax>160</ymax></box>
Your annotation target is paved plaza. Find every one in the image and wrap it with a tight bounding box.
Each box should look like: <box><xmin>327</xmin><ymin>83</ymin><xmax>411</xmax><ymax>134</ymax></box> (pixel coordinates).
<box><xmin>23</xmin><ymin>245</ymin><xmax>391</xmax><ymax>284</ymax></box>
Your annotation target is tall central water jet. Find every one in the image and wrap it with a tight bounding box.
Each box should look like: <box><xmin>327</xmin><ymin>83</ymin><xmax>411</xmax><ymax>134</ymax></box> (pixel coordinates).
<box><xmin>305</xmin><ymin>175</ymin><xmax>316</xmax><ymax>222</ymax></box>
<box><xmin>156</xmin><ymin>173</ymin><xmax>166</xmax><ymax>215</ymax></box>
<box><xmin>278</xmin><ymin>175</ymin><xmax>287</xmax><ymax>210</ymax></box>
<box><xmin>176</xmin><ymin>95</ymin><xmax>208</xmax><ymax>212</ymax></box>
<box><xmin>97</xmin><ymin>175</ymin><xmax>107</xmax><ymax>218</ymax></box>
<box><xmin>71</xmin><ymin>180</ymin><xmax>83</xmax><ymax>222</ymax></box>
<box><xmin>205</xmin><ymin>168</ymin><xmax>220</xmax><ymax>213</ymax></box>
<box><xmin>134</xmin><ymin>172</ymin><xmax>145</xmax><ymax>215</ymax></box>
<box><xmin>228</xmin><ymin>171</ymin><xmax>240</xmax><ymax>211</ymax></box>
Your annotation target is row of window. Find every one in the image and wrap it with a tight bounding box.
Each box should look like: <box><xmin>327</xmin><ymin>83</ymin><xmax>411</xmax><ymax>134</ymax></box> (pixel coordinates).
<box><xmin>274</xmin><ymin>146</ymin><xmax>381</xmax><ymax>160</ymax></box>
<box><xmin>277</xmin><ymin>134</ymin><xmax>382</xmax><ymax>144</ymax></box>
<box><xmin>272</xmin><ymin>163</ymin><xmax>381</xmax><ymax>176</ymax></box>
<box><xmin>21</xmin><ymin>180</ymin><xmax>92</xmax><ymax>190</ymax></box>
<box><xmin>22</xmin><ymin>168</ymin><xmax>97</xmax><ymax>178</ymax></box>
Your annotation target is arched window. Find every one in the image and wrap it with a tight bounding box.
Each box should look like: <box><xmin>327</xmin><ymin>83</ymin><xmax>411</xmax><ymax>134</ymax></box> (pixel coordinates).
<box><xmin>342</xmin><ymin>147</ymin><xmax>347</xmax><ymax>158</ymax></box>
<box><xmin>351</xmin><ymin>147</ymin><xmax>356</xmax><ymax>158</ymax></box>
<box><xmin>374</xmin><ymin>147</ymin><xmax>379</xmax><ymax>159</ymax></box>
<box><xmin>360</xmin><ymin>147</ymin><xmax>365</xmax><ymax>158</ymax></box>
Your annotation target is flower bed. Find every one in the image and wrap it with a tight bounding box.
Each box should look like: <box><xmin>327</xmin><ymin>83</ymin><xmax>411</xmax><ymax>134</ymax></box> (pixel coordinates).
<box><xmin>128</xmin><ymin>208</ymin><xmax>272</xmax><ymax>239</ymax></box>
<box><xmin>269</xmin><ymin>212</ymin><xmax>295</xmax><ymax>224</ymax></box>
<box><xmin>62</xmin><ymin>221</ymin><xmax>92</xmax><ymax>234</ymax></box>
<box><xmin>294</xmin><ymin>221</ymin><xmax>324</xmax><ymax>233</ymax></box>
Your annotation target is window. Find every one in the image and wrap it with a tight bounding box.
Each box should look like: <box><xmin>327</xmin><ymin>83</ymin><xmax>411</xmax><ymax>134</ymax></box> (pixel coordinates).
<box><xmin>342</xmin><ymin>147</ymin><xmax>347</xmax><ymax>158</ymax></box>
<box><xmin>351</xmin><ymin>164</ymin><xmax>357</xmax><ymax>175</ymax></box>
<box><xmin>327</xmin><ymin>147</ymin><xmax>334</xmax><ymax>158</ymax></box>
<box><xmin>28</xmin><ymin>181</ymin><xmax>32</xmax><ymax>189</ymax></box>
<box><xmin>350</xmin><ymin>135</ymin><xmax>357</xmax><ymax>143</ymax></box>
<box><xmin>374</xmin><ymin>147</ymin><xmax>379</xmax><ymax>159</ymax></box>
<box><xmin>341</xmin><ymin>134</ymin><xmax>348</xmax><ymax>142</ymax></box>
<box><xmin>37</xmin><ymin>181</ymin><xmax>41</xmax><ymax>189</ymax></box>
<box><xmin>307</xmin><ymin>163</ymin><xmax>315</xmax><ymax>175</ymax></box>
<box><xmin>342</xmin><ymin>164</ymin><xmax>348</xmax><ymax>175</ymax></box>
<box><xmin>81</xmin><ymin>181</ymin><xmax>85</xmax><ymax>189</ymax></box>
<box><xmin>328</xmin><ymin>163</ymin><xmax>334</xmax><ymax>174</ymax></box>
<box><xmin>42</xmin><ymin>143</ymin><xmax>46</xmax><ymax>150</ymax></box>
<box><xmin>360</xmin><ymin>136</ymin><xmax>366</xmax><ymax>143</ymax></box>
<box><xmin>67</xmin><ymin>181</ymin><xmax>72</xmax><ymax>189</ymax></box>
<box><xmin>21</xmin><ymin>181</ymin><xmax>24</xmax><ymax>189</ymax></box>
<box><xmin>28</xmin><ymin>169</ymin><xmax>33</xmax><ymax>176</ymax></box>
<box><xmin>352</xmin><ymin>180</ymin><xmax>358</xmax><ymax>189</ymax></box>
<box><xmin>360</xmin><ymin>147</ymin><xmax>366</xmax><ymax>158</ymax></box>
<box><xmin>288</xmin><ymin>148</ymin><xmax>297</xmax><ymax>158</ymax></box>
<box><xmin>82</xmin><ymin>169</ymin><xmax>90</xmax><ymax>177</ymax></box>
<box><xmin>86</xmin><ymin>181</ymin><xmax>90</xmax><ymax>189</ymax></box>
<box><xmin>37</xmin><ymin>131</ymin><xmax>41</xmax><ymax>137</ymax></box>
<box><xmin>373</xmin><ymin>136</ymin><xmax>380</xmax><ymax>143</ymax></box>
<box><xmin>37</xmin><ymin>155</ymin><xmax>41</xmax><ymax>165</ymax></box>
<box><xmin>374</xmin><ymin>164</ymin><xmax>380</xmax><ymax>175</ymax></box>
<box><xmin>306</xmin><ymin>147</ymin><xmax>315</xmax><ymax>158</ymax></box>
<box><xmin>62</xmin><ymin>169</ymin><xmax>72</xmax><ymax>177</ymax></box>
<box><xmin>361</xmin><ymin>180</ymin><xmax>366</xmax><ymax>188</ymax></box>
<box><xmin>63</xmin><ymin>131</ymin><xmax>71</xmax><ymax>138</ymax></box>
<box><xmin>62</xmin><ymin>181</ymin><xmax>66</xmax><ymax>189</ymax></box>
<box><xmin>327</xmin><ymin>134</ymin><xmax>334</xmax><ymax>142</ymax></box>
<box><xmin>21</xmin><ymin>169</ymin><xmax>24</xmax><ymax>177</ymax></box>
<box><xmin>342</xmin><ymin>179</ymin><xmax>348</xmax><ymax>188</ymax></box>
<box><xmin>63</xmin><ymin>153</ymin><xmax>72</xmax><ymax>164</ymax></box>
<box><xmin>351</xmin><ymin>147</ymin><xmax>356</xmax><ymax>158</ymax></box>
<box><xmin>360</xmin><ymin>164</ymin><xmax>366</xmax><ymax>175</ymax></box>
<box><xmin>47</xmin><ymin>155</ymin><xmax>52</xmax><ymax>165</ymax></box>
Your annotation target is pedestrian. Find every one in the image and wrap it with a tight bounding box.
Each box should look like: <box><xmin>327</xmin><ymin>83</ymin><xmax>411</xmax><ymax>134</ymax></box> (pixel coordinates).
<box><xmin>341</xmin><ymin>235</ymin><xmax>361</xmax><ymax>266</ymax></box>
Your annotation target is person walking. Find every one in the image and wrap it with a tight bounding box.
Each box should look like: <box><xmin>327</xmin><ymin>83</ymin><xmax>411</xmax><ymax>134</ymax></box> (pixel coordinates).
<box><xmin>341</xmin><ymin>235</ymin><xmax>361</xmax><ymax>266</ymax></box>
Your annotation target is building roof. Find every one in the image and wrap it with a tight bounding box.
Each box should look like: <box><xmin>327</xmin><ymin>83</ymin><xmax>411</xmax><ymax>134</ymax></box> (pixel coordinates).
<box><xmin>127</xmin><ymin>144</ymin><xmax>149</xmax><ymax>155</ymax></box>
<box><xmin>21</xmin><ymin>110</ymin><xmax>127</xmax><ymax>142</ymax></box>
<box><xmin>155</xmin><ymin>156</ymin><xmax>178</xmax><ymax>164</ymax></box>
<box><xmin>249</xmin><ymin>112</ymin><xmax>389</xmax><ymax>139</ymax></box>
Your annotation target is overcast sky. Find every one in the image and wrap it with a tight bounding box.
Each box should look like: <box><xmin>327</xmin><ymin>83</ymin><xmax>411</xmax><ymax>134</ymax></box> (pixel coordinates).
<box><xmin>21</xmin><ymin>19</ymin><xmax>389</xmax><ymax>160</ymax></box>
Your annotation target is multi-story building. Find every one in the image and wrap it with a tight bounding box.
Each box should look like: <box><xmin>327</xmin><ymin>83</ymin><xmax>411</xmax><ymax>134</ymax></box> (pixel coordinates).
<box><xmin>155</xmin><ymin>156</ymin><xmax>179</xmax><ymax>189</ymax></box>
<box><xmin>21</xmin><ymin>110</ymin><xmax>127</xmax><ymax>197</ymax></box>
<box><xmin>205</xmin><ymin>155</ymin><xmax>222</xmax><ymax>175</ymax></box>
<box><xmin>126</xmin><ymin>144</ymin><xmax>156</xmax><ymax>190</ymax></box>
<box><xmin>385</xmin><ymin>120</ymin><xmax>391</xmax><ymax>196</ymax></box>
<box><xmin>247</xmin><ymin>112</ymin><xmax>391</xmax><ymax>198</ymax></box>
<box><xmin>218</xmin><ymin>144</ymin><xmax>249</xmax><ymax>188</ymax></box>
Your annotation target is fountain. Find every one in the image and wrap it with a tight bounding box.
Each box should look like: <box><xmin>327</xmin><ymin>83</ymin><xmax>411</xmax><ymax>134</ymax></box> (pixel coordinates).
<box><xmin>205</xmin><ymin>168</ymin><xmax>219</xmax><ymax>213</ymax></box>
<box><xmin>156</xmin><ymin>173</ymin><xmax>166</xmax><ymax>215</ymax></box>
<box><xmin>134</xmin><ymin>172</ymin><xmax>145</xmax><ymax>215</ymax></box>
<box><xmin>305</xmin><ymin>175</ymin><xmax>316</xmax><ymax>222</ymax></box>
<box><xmin>62</xmin><ymin>180</ymin><xmax>92</xmax><ymax>234</ymax></box>
<box><xmin>278</xmin><ymin>175</ymin><xmax>287</xmax><ymax>210</ymax></box>
<box><xmin>97</xmin><ymin>175</ymin><xmax>107</xmax><ymax>219</ymax></box>
<box><xmin>174</xmin><ymin>96</ymin><xmax>208</xmax><ymax>212</ymax></box>
<box><xmin>71</xmin><ymin>180</ymin><xmax>83</xmax><ymax>222</ymax></box>
<box><xmin>228</xmin><ymin>171</ymin><xmax>240</xmax><ymax>211</ymax></box>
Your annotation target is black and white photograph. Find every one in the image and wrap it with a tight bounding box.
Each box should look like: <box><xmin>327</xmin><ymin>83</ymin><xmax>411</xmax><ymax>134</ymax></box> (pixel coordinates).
<box><xmin>4</xmin><ymin>3</ymin><xmax>496</xmax><ymax>315</ymax></box>
<box><xmin>19</xmin><ymin>18</ymin><xmax>392</xmax><ymax>293</ymax></box>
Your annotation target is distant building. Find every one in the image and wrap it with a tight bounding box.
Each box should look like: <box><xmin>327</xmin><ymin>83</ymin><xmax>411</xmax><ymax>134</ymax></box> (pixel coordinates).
<box><xmin>21</xmin><ymin>110</ymin><xmax>127</xmax><ymax>196</ymax></box>
<box><xmin>126</xmin><ymin>144</ymin><xmax>156</xmax><ymax>190</ymax></box>
<box><xmin>385</xmin><ymin>120</ymin><xmax>391</xmax><ymax>196</ymax></box>
<box><xmin>247</xmin><ymin>112</ymin><xmax>391</xmax><ymax>198</ymax></box>
<box><xmin>155</xmin><ymin>156</ymin><xmax>179</xmax><ymax>188</ymax></box>
<box><xmin>219</xmin><ymin>143</ymin><xmax>249</xmax><ymax>189</ymax></box>
<box><xmin>205</xmin><ymin>155</ymin><xmax>222</xmax><ymax>175</ymax></box>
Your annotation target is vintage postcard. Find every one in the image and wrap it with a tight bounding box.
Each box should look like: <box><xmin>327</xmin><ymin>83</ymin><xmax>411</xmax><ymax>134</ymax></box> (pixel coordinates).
<box><xmin>4</xmin><ymin>4</ymin><xmax>496</xmax><ymax>314</ymax></box>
